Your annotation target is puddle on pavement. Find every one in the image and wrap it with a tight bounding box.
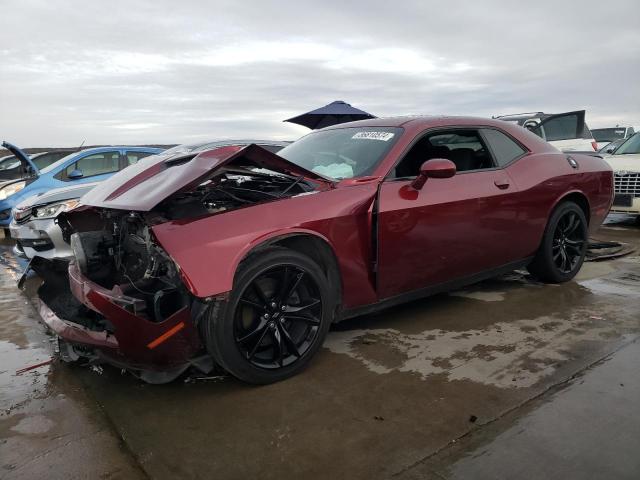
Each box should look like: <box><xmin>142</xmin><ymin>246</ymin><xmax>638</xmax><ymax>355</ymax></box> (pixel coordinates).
<box><xmin>325</xmin><ymin>262</ymin><xmax>640</xmax><ymax>389</ymax></box>
<box><xmin>0</xmin><ymin>247</ymin><xmax>53</xmax><ymax>410</ymax></box>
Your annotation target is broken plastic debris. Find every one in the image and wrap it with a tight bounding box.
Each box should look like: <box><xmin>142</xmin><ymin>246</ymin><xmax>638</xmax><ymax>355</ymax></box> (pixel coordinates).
<box><xmin>15</xmin><ymin>359</ymin><xmax>53</xmax><ymax>375</ymax></box>
<box><xmin>184</xmin><ymin>375</ymin><xmax>227</xmax><ymax>384</ymax></box>
<box><xmin>90</xmin><ymin>365</ymin><xmax>104</xmax><ymax>375</ymax></box>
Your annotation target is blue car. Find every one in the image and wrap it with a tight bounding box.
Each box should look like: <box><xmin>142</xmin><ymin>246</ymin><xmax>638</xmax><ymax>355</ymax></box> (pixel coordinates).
<box><xmin>0</xmin><ymin>145</ymin><xmax>163</xmax><ymax>227</ymax></box>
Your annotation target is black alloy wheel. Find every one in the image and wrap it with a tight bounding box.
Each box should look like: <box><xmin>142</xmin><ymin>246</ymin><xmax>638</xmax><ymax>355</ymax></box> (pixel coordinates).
<box><xmin>234</xmin><ymin>265</ymin><xmax>322</xmax><ymax>369</ymax></box>
<box><xmin>552</xmin><ymin>210</ymin><xmax>586</xmax><ymax>274</ymax></box>
<box><xmin>203</xmin><ymin>247</ymin><xmax>334</xmax><ymax>384</ymax></box>
<box><xmin>528</xmin><ymin>201</ymin><xmax>588</xmax><ymax>283</ymax></box>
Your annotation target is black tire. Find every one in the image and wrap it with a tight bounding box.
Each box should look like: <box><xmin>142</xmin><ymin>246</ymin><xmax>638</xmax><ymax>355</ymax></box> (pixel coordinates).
<box><xmin>202</xmin><ymin>246</ymin><xmax>335</xmax><ymax>384</ymax></box>
<box><xmin>527</xmin><ymin>201</ymin><xmax>588</xmax><ymax>283</ymax></box>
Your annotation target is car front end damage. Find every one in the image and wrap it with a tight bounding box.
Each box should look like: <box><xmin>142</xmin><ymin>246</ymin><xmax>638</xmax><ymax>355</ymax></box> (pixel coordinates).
<box><xmin>30</xmin><ymin>144</ymin><xmax>331</xmax><ymax>382</ymax></box>
<box><xmin>31</xmin><ymin>208</ymin><xmax>215</xmax><ymax>382</ymax></box>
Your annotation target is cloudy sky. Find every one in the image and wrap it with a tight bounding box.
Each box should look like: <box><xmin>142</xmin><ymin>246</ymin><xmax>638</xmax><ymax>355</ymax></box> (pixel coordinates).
<box><xmin>1</xmin><ymin>0</ymin><xmax>638</xmax><ymax>147</ymax></box>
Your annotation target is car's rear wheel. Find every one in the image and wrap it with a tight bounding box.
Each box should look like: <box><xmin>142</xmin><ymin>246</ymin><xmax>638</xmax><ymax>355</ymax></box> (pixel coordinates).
<box><xmin>527</xmin><ymin>201</ymin><xmax>588</xmax><ymax>283</ymax></box>
<box><xmin>202</xmin><ymin>247</ymin><xmax>334</xmax><ymax>384</ymax></box>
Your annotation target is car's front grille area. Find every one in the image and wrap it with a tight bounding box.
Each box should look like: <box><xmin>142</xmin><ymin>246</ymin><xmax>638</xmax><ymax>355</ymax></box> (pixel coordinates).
<box><xmin>614</xmin><ymin>172</ymin><xmax>640</xmax><ymax>197</ymax></box>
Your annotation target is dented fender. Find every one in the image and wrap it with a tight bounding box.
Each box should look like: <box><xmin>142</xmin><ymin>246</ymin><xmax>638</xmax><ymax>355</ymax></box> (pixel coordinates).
<box><xmin>152</xmin><ymin>183</ymin><xmax>380</xmax><ymax>308</ymax></box>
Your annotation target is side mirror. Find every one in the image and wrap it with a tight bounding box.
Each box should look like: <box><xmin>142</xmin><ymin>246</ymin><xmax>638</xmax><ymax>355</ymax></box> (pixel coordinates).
<box><xmin>68</xmin><ymin>169</ymin><xmax>84</xmax><ymax>180</ymax></box>
<box><xmin>411</xmin><ymin>158</ymin><xmax>456</xmax><ymax>190</ymax></box>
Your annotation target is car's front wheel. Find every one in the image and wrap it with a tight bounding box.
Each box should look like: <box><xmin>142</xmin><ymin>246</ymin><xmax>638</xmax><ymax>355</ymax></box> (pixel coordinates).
<box><xmin>202</xmin><ymin>247</ymin><xmax>334</xmax><ymax>384</ymax></box>
<box><xmin>527</xmin><ymin>201</ymin><xmax>588</xmax><ymax>283</ymax></box>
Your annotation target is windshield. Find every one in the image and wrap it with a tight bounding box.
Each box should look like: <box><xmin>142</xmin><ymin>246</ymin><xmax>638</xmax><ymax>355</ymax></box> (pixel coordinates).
<box><xmin>613</xmin><ymin>133</ymin><xmax>640</xmax><ymax>155</ymax></box>
<box><xmin>277</xmin><ymin>127</ymin><xmax>402</xmax><ymax>179</ymax></box>
<box><xmin>0</xmin><ymin>156</ymin><xmax>19</xmax><ymax>170</ymax></box>
<box><xmin>592</xmin><ymin>128</ymin><xmax>627</xmax><ymax>142</ymax></box>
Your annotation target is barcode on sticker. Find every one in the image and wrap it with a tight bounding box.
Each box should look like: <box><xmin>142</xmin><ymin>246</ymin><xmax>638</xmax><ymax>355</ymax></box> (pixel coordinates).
<box><xmin>352</xmin><ymin>132</ymin><xmax>395</xmax><ymax>141</ymax></box>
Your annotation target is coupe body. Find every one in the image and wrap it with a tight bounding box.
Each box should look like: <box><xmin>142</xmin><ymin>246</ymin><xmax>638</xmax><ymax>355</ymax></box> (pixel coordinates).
<box><xmin>34</xmin><ymin>116</ymin><xmax>613</xmax><ymax>384</ymax></box>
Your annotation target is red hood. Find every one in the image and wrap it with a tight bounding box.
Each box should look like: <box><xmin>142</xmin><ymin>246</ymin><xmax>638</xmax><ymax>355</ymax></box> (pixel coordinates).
<box><xmin>80</xmin><ymin>144</ymin><xmax>333</xmax><ymax>211</ymax></box>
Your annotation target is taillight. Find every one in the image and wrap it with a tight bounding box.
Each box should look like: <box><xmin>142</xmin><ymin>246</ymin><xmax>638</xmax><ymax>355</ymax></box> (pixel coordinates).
<box><xmin>591</xmin><ymin>141</ymin><xmax>598</xmax><ymax>151</ymax></box>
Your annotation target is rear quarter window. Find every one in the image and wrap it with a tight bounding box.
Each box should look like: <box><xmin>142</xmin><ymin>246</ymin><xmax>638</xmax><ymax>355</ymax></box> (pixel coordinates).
<box><xmin>481</xmin><ymin>129</ymin><xmax>527</xmax><ymax>167</ymax></box>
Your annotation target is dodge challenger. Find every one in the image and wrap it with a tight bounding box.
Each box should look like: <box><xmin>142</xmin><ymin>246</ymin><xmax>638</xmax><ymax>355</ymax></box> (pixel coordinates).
<box><xmin>32</xmin><ymin>116</ymin><xmax>614</xmax><ymax>384</ymax></box>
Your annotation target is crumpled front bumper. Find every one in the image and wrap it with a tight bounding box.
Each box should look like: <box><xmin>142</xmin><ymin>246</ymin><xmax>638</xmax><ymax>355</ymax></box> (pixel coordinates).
<box><xmin>35</xmin><ymin>258</ymin><xmax>204</xmax><ymax>376</ymax></box>
<box><xmin>37</xmin><ymin>297</ymin><xmax>118</xmax><ymax>349</ymax></box>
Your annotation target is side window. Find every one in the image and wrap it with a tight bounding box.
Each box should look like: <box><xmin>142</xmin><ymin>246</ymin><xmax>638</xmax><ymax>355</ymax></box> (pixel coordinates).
<box><xmin>32</xmin><ymin>151</ymin><xmax>69</xmax><ymax>170</ymax></box>
<box><xmin>394</xmin><ymin>129</ymin><xmax>494</xmax><ymax>178</ymax></box>
<box><xmin>64</xmin><ymin>151</ymin><xmax>120</xmax><ymax>179</ymax></box>
<box><xmin>481</xmin><ymin>129</ymin><xmax>527</xmax><ymax>167</ymax></box>
<box><xmin>125</xmin><ymin>151</ymin><xmax>153</xmax><ymax>166</ymax></box>
<box><xmin>536</xmin><ymin>114</ymin><xmax>580</xmax><ymax>141</ymax></box>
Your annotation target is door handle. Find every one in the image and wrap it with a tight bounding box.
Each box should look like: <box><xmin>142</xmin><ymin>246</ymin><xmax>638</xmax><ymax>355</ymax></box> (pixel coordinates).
<box><xmin>494</xmin><ymin>179</ymin><xmax>510</xmax><ymax>190</ymax></box>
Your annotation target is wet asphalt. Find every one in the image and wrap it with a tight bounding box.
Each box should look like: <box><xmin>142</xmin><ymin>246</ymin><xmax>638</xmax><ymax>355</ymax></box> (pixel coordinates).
<box><xmin>1</xmin><ymin>216</ymin><xmax>639</xmax><ymax>479</ymax></box>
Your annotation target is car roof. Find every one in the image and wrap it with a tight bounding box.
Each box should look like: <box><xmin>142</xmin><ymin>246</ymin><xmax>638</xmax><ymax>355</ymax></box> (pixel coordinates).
<box><xmin>321</xmin><ymin>115</ymin><xmax>525</xmax><ymax>130</ymax></box>
<box><xmin>182</xmin><ymin>139</ymin><xmax>290</xmax><ymax>148</ymax></box>
<box><xmin>38</xmin><ymin>146</ymin><xmax>163</xmax><ymax>175</ymax></box>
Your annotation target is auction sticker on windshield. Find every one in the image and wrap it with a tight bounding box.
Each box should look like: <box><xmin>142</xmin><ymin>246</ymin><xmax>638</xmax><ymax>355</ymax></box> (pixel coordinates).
<box><xmin>352</xmin><ymin>132</ymin><xmax>395</xmax><ymax>141</ymax></box>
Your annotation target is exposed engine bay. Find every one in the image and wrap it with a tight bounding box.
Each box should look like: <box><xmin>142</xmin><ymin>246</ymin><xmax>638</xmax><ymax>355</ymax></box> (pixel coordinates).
<box><xmin>59</xmin><ymin>167</ymin><xmax>315</xmax><ymax>323</ymax></box>
<box><xmin>154</xmin><ymin>167</ymin><xmax>314</xmax><ymax>221</ymax></box>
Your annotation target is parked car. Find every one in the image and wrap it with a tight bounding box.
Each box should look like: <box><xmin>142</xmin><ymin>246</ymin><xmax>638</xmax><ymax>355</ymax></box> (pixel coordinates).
<box><xmin>160</xmin><ymin>139</ymin><xmax>291</xmax><ymax>156</ymax></box>
<box><xmin>33</xmin><ymin>116</ymin><xmax>613</xmax><ymax>384</ymax></box>
<box><xmin>0</xmin><ymin>146</ymin><xmax>163</xmax><ymax>228</ymax></box>
<box><xmin>10</xmin><ymin>182</ymin><xmax>99</xmax><ymax>259</ymax></box>
<box><xmin>592</xmin><ymin>126</ymin><xmax>635</xmax><ymax>151</ymax></box>
<box><xmin>495</xmin><ymin>111</ymin><xmax>597</xmax><ymax>152</ymax></box>
<box><xmin>0</xmin><ymin>142</ymin><xmax>76</xmax><ymax>182</ymax></box>
<box><xmin>602</xmin><ymin>132</ymin><xmax>640</xmax><ymax>218</ymax></box>
<box><xmin>599</xmin><ymin>137</ymin><xmax>627</xmax><ymax>155</ymax></box>
<box><xmin>10</xmin><ymin>140</ymin><xmax>289</xmax><ymax>259</ymax></box>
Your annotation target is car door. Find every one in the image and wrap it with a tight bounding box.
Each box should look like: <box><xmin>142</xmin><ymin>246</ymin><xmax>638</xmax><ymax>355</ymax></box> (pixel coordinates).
<box><xmin>529</xmin><ymin>110</ymin><xmax>588</xmax><ymax>151</ymax></box>
<box><xmin>376</xmin><ymin>128</ymin><xmax>523</xmax><ymax>300</ymax></box>
<box><xmin>59</xmin><ymin>150</ymin><xmax>124</xmax><ymax>183</ymax></box>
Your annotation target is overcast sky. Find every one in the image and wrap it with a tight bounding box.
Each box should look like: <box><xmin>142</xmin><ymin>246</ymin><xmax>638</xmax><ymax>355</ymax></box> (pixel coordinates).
<box><xmin>1</xmin><ymin>0</ymin><xmax>638</xmax><ymax>147</ymax></box>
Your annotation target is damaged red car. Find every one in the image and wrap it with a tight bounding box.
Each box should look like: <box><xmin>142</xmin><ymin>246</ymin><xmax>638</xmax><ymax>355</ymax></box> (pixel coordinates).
<box><xmin>33</xmin><ymin>116</ymin><xmax>614</xmax><ymax>384</ymax></box>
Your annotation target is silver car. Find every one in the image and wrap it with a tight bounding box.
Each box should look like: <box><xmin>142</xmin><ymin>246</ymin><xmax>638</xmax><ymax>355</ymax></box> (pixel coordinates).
<box><xmin>10</xmin><ymin>182</ymin><xmax>99</xmax><ymax>259</ymax></box>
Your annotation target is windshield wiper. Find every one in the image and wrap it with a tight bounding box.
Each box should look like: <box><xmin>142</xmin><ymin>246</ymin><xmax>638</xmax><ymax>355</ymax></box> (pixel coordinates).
<box><xmin>279</xmin><ymin>176</ymin><xmax>305</xmax><ymax>197</ymax></box>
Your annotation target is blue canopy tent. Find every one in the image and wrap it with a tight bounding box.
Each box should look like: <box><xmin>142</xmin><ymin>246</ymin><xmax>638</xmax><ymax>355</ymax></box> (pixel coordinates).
<box><xmin>284</xmin><ymin>100</ymin><xmax>376</xmax><ymax>130</ymax></box>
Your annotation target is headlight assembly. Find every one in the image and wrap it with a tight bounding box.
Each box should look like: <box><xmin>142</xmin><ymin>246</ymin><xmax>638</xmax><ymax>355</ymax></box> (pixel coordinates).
<box><xmin>33</xmin><ymin>199</ymin><xmax>80</xmax><ymax>219</ymax></box>
<box><xmin>0</xmin><ymin>181</ymin><xmax>26</xmax><ymax>200</ymax></box>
